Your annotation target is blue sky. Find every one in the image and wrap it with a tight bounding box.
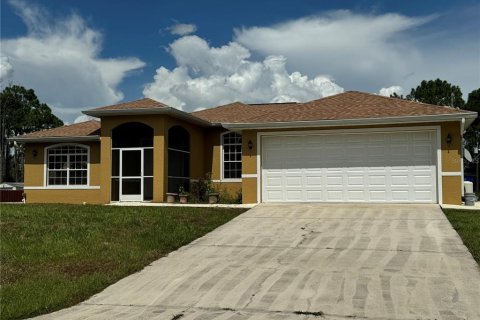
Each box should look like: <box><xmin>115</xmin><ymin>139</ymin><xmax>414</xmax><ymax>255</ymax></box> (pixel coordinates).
<box><xmin>1</xmin><ymin>0</ymin><xmax>479</xmax><ymax>122</ymax></box>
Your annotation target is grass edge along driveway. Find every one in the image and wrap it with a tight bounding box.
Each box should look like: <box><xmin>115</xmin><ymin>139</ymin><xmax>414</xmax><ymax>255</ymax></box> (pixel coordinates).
<box><xmin>442</xmin><ymin>208</ymin><xmax>480</xmax><ymax>264</ymax></box>
<box><xmin>0</xmin><ymin>204</ymin><xmax>246</xmax><ymax>320</ymax></box>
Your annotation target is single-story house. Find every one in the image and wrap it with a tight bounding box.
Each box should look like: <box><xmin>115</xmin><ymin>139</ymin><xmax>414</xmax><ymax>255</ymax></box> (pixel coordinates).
<box><xmin>11</xmin><ymin>91</ymin><xmax>477</xmax><ymax>205</ymax></box>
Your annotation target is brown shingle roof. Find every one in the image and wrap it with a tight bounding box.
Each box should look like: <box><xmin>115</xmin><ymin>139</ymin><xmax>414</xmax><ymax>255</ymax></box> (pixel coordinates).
<box><xmin>214</xmin><ymin>91</ymin><xmax>473</xmax><ymax>123</ymax></box>
<box><xmin>87</xmin><ymin>98</ymin><xmax>168</xmax><ymax>111</ymax></box>
<box><xmin>191</xmin><ymin>102</ymin><xmax>298</xmax><ymax>123</ymax></box>
<box><xmin>16</xmin><ymin>120</ymin><xmax>100</xmax><ymax>139</ymax></box>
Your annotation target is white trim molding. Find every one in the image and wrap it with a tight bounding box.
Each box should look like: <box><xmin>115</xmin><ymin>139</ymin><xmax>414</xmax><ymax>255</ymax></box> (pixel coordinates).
<box><xmin>441</xmin><ymin>172</ymin><xmax>462</xmax><ymax>176</ymax></box>
<box><xmin>242</xmin><ymin>174</ymin><xmax>258</xmax><ymax>178</ymax></box>
<box><xmin>220</xmin><ymin>131</ymin><xmax>243</xmax><ymax>182</ymax></box>
<box><xmin>224</xmin><ymin>113</ymin><xmax>476</xmax><ymax>131</ymax></box>
<box><xmin>44</xmin><ymin>143</ymin><xmax>91</xmax><ymax>188</ymax></box>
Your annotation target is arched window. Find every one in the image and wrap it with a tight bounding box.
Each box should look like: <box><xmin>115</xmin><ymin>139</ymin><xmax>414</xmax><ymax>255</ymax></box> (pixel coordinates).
<box><xmin>168</xmin><ymin>126</ymin><xmax>190</xmax><ymax>193</ymax></box>
<box><xmin>46</xmin><ymin>144</ymin><xmax>89</xmax><ymax>186</ymax></box>
<box><xmin>221</xmin><ymin>132</ymin><xmax>242</xmax><ymax>179</ymax></box>
<box><xmin>112</xmin><ymin>122</ymin><xmax>153</xmax><ymax>148</ymax></box>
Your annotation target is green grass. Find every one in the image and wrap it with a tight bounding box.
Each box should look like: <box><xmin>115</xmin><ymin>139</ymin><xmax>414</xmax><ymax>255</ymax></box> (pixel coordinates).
<box><xmin>0</xmin><ymin>204</ymin><xmax>246</xmax><ymax>320</ymax></box>
<box><xmin>443</xmin><ymin>208</ymin><xmax>480</xmax><ymax>264</ymax></box>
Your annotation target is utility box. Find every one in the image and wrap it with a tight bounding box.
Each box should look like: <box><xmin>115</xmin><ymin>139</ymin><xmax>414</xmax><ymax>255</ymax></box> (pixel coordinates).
<box><xmin>465</xmin><ymin>181</ymin><xmax>474</xmax><ymax>194</ymax></box>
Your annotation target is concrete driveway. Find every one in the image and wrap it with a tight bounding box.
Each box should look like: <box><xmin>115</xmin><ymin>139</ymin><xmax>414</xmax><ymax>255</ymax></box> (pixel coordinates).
<box><xmin>37</xmin><ymin>204</ymin><xmax>480</xmax><ymax>320</ymax></box>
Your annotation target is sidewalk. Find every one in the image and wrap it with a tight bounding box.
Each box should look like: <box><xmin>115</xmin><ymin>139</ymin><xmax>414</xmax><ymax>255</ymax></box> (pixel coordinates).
<box><xmin>441</xmin><ymin>202</ymin><xmax>480</xmax><ymax>211</ymax></box>
<box><xmin>108</xmin><ymin>202</ymin><xmax>257</xmax><ymax>209</ymax></box>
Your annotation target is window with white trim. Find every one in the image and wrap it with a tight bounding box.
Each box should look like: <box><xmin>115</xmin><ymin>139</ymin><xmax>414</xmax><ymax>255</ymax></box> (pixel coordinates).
<box><xmin>222</xmin><ymin>132</ymin><xmax>242</xmax><ymax>179</ymax></box>
<box><xmin>46</xmin><ymin>145</ymin><xmax>88</xmax><ymax>186</ymax></box>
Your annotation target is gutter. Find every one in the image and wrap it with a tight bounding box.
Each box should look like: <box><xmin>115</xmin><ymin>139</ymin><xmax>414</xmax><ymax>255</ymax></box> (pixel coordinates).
<box><xmin>8</xmin><ymin>135</ymin><xmax>100</xmax><ymax>143</ymax></box>
<box><xmin>222</xmin><ymin>112</ymin><xmax>478</xmax><ymax>131</ymax></box>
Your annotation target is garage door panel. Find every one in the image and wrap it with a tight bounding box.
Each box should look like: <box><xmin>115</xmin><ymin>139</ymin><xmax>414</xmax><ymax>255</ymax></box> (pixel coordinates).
<box><xmin>326</xmin><ymin>190</ymin><xmax>343</xmax><ymax>201</ymax></box>
<box><xmin>306</xmin><ymin>190</ymin><xmax>322</xmax><ymax>201</ymax></box>
<box><xmin>262</xmin><ymin>130</ymin><xmax>437</xmax><ymax>203</ymax></box>
<box><xmin>286</xmin><ymin>176</ymin><xmax>302</xmax><ymax>186</ymax></box>
<box><xmin>347</xmin><ymin>190</ymin><xmax>366</xmax><ymax>201</ymax></box>
<box><xmin>306</xmin><ymin>176</ymin><xmax>322</xmax><ymax>186</ymax></box>
<box><xmin>347</xmin><ymin>175</ymin><xmax>365</xmax><ymax>186</ymax></box>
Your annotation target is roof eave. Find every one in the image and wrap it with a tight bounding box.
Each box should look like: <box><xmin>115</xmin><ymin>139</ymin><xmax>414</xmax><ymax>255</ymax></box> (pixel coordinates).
<box><xmin>222</xmin><ymin>113</ymin><xmax>478</xmax><ymax>130</ymax></box>
<box><xmin>83</xmin><ymin>107</ymin><xmax>213</xmax><ymax>127</ymax></box>
<box><xmin>8</xmin><ymin>135</ymin><xmax>100</xmax><ymax>143</ymax></box>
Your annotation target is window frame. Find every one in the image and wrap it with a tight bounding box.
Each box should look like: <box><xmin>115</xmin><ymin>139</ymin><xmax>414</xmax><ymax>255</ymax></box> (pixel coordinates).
<box><xmin>220</xmin><ymin>131</ymin><xmax>242</xmax><ymax>182</ymax></box>
<box><xmin>44</xmin><ymin>143</ymin><xmax>90</xmax><ymax>188</ymax></box>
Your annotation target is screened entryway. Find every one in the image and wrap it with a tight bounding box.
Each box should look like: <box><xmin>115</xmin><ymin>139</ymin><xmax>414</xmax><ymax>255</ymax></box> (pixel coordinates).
<box><xmin>168</xmin><ymin>126</ymin><xmax>190</xmax><ymax>194</ymax></box>
<box><xmin>111</xmin><ymin>122</ymin><xmax>153</xmax><ymax>202</ymax></box>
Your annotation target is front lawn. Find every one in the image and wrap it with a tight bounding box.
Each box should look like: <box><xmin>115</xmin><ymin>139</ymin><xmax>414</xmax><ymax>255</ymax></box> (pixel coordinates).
<box><xmin>0</xmin><ymin>204</ymin><xmax>245</xmax><ymax>320</ymax></box>
<box><xmin>443</xmin><ymin>208</ymin><xmax>480</xmax><ymax>264</ymax></box>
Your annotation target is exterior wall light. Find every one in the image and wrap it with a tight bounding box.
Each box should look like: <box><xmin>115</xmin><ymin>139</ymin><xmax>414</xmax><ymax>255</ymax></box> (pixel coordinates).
<box><xmin>446</xmin><ymin>133</ymin><xmax>452</xmax><ymax>147</ymax></box>
<box><xmin>247</xmin><ymin>139</ymin><xmax>253</xmax><ymax>151</ymax></box>
<box><xmin>32</xmin><ymin>149</ymin><xmax>38</xmax><ymax>157</ymax></box>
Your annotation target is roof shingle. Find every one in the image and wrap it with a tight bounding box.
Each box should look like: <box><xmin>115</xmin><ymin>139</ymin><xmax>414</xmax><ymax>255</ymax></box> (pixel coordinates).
<box><xmin>16</xmin><ymin>120</ymin><xmax>100</xmax><ymax>139</ymax></box>
<box><xmin>191</xmin><ymin>102</ymin><xmax>298</xmax><ymax>123</ymax></box>
<box><xmin>87</xmin><ymin>98</ymin><xmax>168</xmax><ymax>111</ymax></box>
<box><xmin>205</xmin><ymin>91</ymin><xmax>473</xmax><ymax>124</ymax></box>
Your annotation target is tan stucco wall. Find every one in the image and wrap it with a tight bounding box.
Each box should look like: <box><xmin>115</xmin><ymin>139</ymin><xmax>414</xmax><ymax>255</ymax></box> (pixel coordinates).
<box><xmin>99</xmin><ymin>115</ymin><xmax>165</xmax><ymax>203</ymax></box>
<box><xmin>23</xmin><ymin>141</ymin><xmax>102</xmax><ymax>203</ymax></box>
<box><xmin>203</xmin><ymin>127</ymin><xmax>242</xmax><ymax>198</ymax></box>
<box><xmin>204</xmin><ymin>127</ymin><xmax>224</xmax><ymax>180</ymax></box>
<box><xmin>25</xmin><ymin>189</ymin><xmax>103</xmax><ymax>204</ymax></box>
<box><xmin>242</xmin><ymin>178</ymin><xmax>257</xmax><ymax>204</ymax></box>
<box><xmin>99</xmin><ymin>115</ymin><xmax>208</xmax><ymax>203</ymax></box>
<box><xmin>22</xmin><ymin>119</ymin><xmax>464</xmax><ymax>205</ymax></box>
<box><xmin>241</xmin><ymin>121</ymin><xmax>463</xmax><ymax>205</ymax></box>
<box><xmin>442</xmin><ymin>176</ymin><xmax>462</xmax><ymax>205</ymax></box>
<box><xmin>213</xmin><ymin>181</ymin><xmax>242</xmax><ymax>197</ymax></box>
<box><xmin>440</xmin><ymin>121</ymin><xmax>462</xmax><ymax>172</ymax></box>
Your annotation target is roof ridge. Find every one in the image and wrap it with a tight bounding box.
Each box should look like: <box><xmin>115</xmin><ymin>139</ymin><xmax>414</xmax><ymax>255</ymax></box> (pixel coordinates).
<box><xmin>248</xmin><ymin>102</ymin><xmax>298</xmax><ymax>106</ymax></box>
<box><xmin>236</xmin><ymin>94</ymin><xmax>347</xmax><ymax>123</ymax></box>
<box><xmin>85</xmin><ymin>97</ymin><xmax>169</xmax><ymax>112</ymax></box>
<box><xmin>190</xmin><ymin>101</ymin><xmax>249</xmax><ymax>115</ymax></box>
<box><xmin>347</xmin><ymin>90</ymin><xmax>458</xmax><ymax>110</ymax></box>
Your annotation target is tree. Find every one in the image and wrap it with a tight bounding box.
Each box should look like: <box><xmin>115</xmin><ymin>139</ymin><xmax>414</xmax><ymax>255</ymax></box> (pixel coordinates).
<box><xmin>0</xmin><ymin>85</ymin><xmax>63</xmax><ymax>182</ymax></box>
<box><xmin>406</xmin><ymin>79</ymin><xmax>465</xmax><ymax>108</ymax></box>
<box><xmin>464</xmin><ymin>89</ymin><xmax>480</xmax><ymax>113</ymax></box>
<box><xmin>459</xmin><ymin>88</ymin><xmax>480</xmax><ymax>190</ymax></box>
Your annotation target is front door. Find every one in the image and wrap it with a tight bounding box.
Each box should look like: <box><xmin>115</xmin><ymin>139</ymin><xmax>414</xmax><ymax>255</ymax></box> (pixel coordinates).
<box><xmin>120</xmin><ymin>149</ymin><xmax>142</xmax><ymax>201</ymax></box>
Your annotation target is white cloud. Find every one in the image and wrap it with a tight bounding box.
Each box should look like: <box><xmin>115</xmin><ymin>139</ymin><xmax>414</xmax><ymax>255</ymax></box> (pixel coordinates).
<box><xmin>379</xmin><ymin>85</ymin><xmax>404</xmax><ymax>97</ymax></box>
<box><xmin>0</xmin><ymin>56</ymin><xmax>13</xmax><ymax>84</ymax></box>
<box><xmin>74</xmin><ymin>114</ymin><xmax>97</xmax><ymax>123</ymax></box>
<box><xmin>143</xmin><ymin>35</ymin><xmax>343</xmax><ymax>111</ymax></box>
<box><xmin>168</xmin><ymin>23</ymin><xmax>197</xmax><ymax>36</ymax></box>
<box><xmin>1</xmin><ymin>0</ymin><xmax>145</xmax><ymax>122</ymax></box>
<box><xmin>234</xmin><ymin>11</ymin><xmax>432</xmax><ymax>93</ymax></box>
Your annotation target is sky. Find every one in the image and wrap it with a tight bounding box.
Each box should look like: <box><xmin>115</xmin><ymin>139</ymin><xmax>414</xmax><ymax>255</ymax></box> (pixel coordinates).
<box><xmin>1</xmin><ymin>0</ymin><xmax>479</xmax><ymax>123</ymax></box>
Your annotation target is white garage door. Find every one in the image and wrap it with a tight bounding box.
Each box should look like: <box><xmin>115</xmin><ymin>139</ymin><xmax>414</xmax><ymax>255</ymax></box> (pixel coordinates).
<box><xmin>261</xmin><ymin>129</ymin><xmax>438</xmax><ymax>203</ymax></box>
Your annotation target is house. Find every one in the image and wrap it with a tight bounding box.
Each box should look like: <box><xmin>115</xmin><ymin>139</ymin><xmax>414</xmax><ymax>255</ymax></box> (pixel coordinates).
<box><xmin>11</xmin><ymin>91</ymin><xmax>477</xmax><ymax>205</ymax></box>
